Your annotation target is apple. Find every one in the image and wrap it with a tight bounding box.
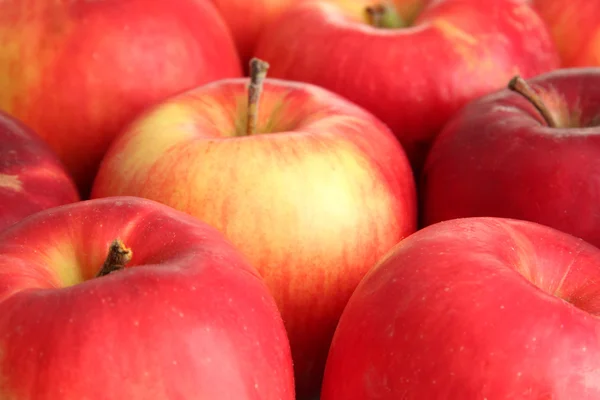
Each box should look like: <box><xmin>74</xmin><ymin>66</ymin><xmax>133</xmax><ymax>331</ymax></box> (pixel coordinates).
<box><xmin>322</xmin><ymin>217</ymin><xmax>600</xmax><ymax>399</ymax></box>
<box><xmin>253</xmin><ymin>0</ymin><xmax>560</xmax><ymax>172</ymax></box>
<box><xmin>0</xmin><ymin>0</ymin><xmax>242</xmax><ymax>196</ymax></box>
<box><xmin>420</xmin><ymin>67</ymin><xmax>600</xmax><ymax>248</ymax></box>
<box><xmin>531</xmin><ymin>0</ymin><xmax>600</xmax><ymax>67</ymax></box>
<box><xmin>0</xmin><ymin>110</ymin><xmax>79</xmax><ymax>232</ymax></box>
<box><xmin>0</xmin><ymin>196</ymin><xmax>294</xmax><ymax>399</ymax></box>
<box><xmin>90</xmin><ymin>58</ymin><xmax>418</xmax><ymax>397</ymax></box>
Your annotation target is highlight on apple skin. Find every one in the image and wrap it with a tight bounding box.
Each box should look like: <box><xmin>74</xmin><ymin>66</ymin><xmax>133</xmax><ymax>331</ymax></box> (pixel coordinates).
<box><xmin>254</xmin><ymin>0</ymin><xmax>560</xmax><ymax>172</ymax></box>
<box><xmin>0</xmin><ymin>196</ymin><xmax>295</xmax><ymax>400</ymax></box>
<box><xmin>0</xmin><ymin>110</ymin><xmax>79</xmax><ymax>232</ymax></box>
<box><xmin>0</xmin><ymin>0</ymin><xmax>243</xmax><ymax>196</ymax></box>
<box><xmin>90</xmin><ymin>62</ymin><xmax>418</xmax><ymax>397</ymax></box>
<box><xmin>322</xmin><ymin>216</ymin><xmax>600</xmax><ymax>400</ymax></box>
<box><xmin>421</xmin><ymin>67</ymin><xmax>600</xmax><ymax>248</ymax></box>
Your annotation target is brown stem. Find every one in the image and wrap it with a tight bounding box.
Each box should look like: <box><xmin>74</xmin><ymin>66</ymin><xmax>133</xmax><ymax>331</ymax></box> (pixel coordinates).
<box><xmin>96</xmin><ymin>239</ymin><xmax>132</xmax><ymax>278</ymax></box>
<box><xmin>508</xmin><ymin>76</ymin><xmax>558</xmax><ymax>128</ymax></box>
<box><xmin>246</xmin><ymin>58</ymin><xmax>270</xmax><ymax>135</ymax></box>
<box><xmin>366</xmin><ymin>2</ymin><xmax>405</xmax><ymax>28</ymax></box>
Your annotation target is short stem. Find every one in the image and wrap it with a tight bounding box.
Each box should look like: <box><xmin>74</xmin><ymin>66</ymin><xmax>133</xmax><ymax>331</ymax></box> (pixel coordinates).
<box><xmin>508</xmin><ymin>76</ymin><xmax>558</xmax><ymax>128</ymax></box>
<box><xmin>366</xmin><ymin>3</ymin><xmax>406</xmax><ymax>29</ymax></box>
<box><xmin>246</xmin><ymin>58</ymin><xmax>270</xmax><ymax>135</ymax></box>
<box><xmin>96</xmin><ymin>239</ymin><xmax>132</xmax><ymax>278</ymax></box>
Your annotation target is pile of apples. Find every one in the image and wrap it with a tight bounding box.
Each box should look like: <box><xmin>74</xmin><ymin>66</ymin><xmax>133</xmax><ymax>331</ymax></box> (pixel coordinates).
<box><xmin>1</xmin><ymin>0</ymin><xmax>599</xmax><ymax>398</ymax></box>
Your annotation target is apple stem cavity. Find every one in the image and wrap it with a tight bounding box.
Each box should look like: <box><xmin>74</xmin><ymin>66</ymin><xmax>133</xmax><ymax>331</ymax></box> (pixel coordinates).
<box><xmin>246</xmin><ymin>58</ymin><xmax>270</xmax><ymax>136</ymax></box>
<box><xmin>96</xmin><ymin>239</ymin><xmax>132</xmax><ymax>278</ymax></box>
<box><xmin>508</xmin><ymin>76</ymin><xmax>559</xmax><ymax>128</ymax></box>
<box><xmin>366</xmin><ymin>3</ymin><xmax>406</xmax><ymax>29</ymax></box>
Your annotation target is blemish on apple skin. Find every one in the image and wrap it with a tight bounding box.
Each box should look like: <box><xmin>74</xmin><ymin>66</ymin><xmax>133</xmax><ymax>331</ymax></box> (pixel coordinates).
<box><xmin>0</xmin><ymin>174</ymin><xmax>22</xmax><ymax>192</ymax></box>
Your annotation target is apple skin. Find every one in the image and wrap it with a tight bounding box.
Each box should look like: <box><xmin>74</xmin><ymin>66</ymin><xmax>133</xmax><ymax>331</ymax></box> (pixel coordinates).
<box><xmin>0</xmin><ymin>0</ymin><xmax>242</xmax><ymax>196</ymax></box>
<box><xmin>0</xmin><ymin>110</ymin><xmax>79</xmax><ymax>232</ymax></box>
<box><xmin>322</xmin><ymin>217</ymin><xmax>600</xmax><ymax>399</ymax></box>
<box><xmin>253</xmin><ymin>0</ymin><xmax>560</xmax><ymax>171</ymax></box>
<box><xmin>420</xmin><ymin>68</ymin><xmax>600</xmax><ymax>247</ymax></box>
<box><xmin>0</xmin><ymin>196</ymin><xmax>294</xmax><ymax>399</ymax></box>
<box><xmin>90</xmin><ymin>77</ymin><xmax>418</xmax><ymax>397</ymax></box>
<box><xmin>210</xmin><ymin>0</ymin><xmax>293</xmax><ymax>73</ymax></box>
<box><xmin>532</xmin><ymin>0</ymin><xmax>600</xmax><ymax>67</ymax></box>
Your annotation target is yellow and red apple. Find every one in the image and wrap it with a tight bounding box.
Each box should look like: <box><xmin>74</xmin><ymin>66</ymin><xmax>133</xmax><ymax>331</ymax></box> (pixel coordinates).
<box><xmin>0</xmin><ymin>0</ymin><xmax>242</xmax><ymax>196</ymax></box>
<box><xmin>91</xmin><ymin>60</ymin><xmax>417</xmax><ymax>397</ymax></box>
<box><xmin>0</xmin><ymin>110</ymin><xmax>78</xmax><ymax>232</ymax></box>
<box><xmin>0</xmin><ymin>196</ymin><xmax>295</xmax><ymax>399</ymax></box>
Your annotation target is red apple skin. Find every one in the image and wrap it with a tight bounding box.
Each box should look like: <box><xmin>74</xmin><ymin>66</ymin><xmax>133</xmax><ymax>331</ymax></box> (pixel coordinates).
<box><xmin>0</xmin><ymin>0</ymin><xmax>242</xmax><ymax>196</ymax></box>
<box><xmin>421</xmin><ymin>68</ymin><xmax>600</xmax><ymax>247</ymax></box>
<box><xmin>532</xmin><ymin>0</ymin><xmax>600</xmax><ymax>67</ymax></box>
<box><xmin>90</xmin><ymin>77</ymin><xmax>418</xmax><ymax>397</ymax></box>
<box><xmin>322</xmin><ymin>217</ymin><xmax>600</xmax><ymax>399</ymax></box>
<box><xmin>210</xmin><ymin>0</ymin><xmax>293</xmax><ymax>73</ymax></box>
<box><xmin>0</xmin><ymin>110</ymin><xmax>79</xmax><ymax>232</ymax></box>
<box><xmin>253</xmin><ymin>0</ymin><xmax>560</xmax><ymax>171</ymax></box>
<box><xmin>0</xmin><ymin>196</ymin><xmax>294</xmax><ymax>399</ymax></box>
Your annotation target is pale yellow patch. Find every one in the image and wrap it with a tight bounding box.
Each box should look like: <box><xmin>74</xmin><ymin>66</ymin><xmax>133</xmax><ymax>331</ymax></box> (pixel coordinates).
<box><xmin>115</xmin><ymin>102</ymin><xmax>202</xmax><ymax>176</ymax></box>
<box><xmin>431</xmin><ymin>19</ymin><xmax>499</xmax><ymax>73</ymax></box>
<box><xmin>0</xmin><ymin>7</ymin><xmax>75</xmax><ymax>115</ymax></box>
<box><xmin>432</xmin><ymin>19</ymin><xmax>478</xmax><ymax>46</ymax></box>
<box><xmin>43</xmin><ymin>241</ymin><xmax>82</xmax><ymax>287</ymax></box>
<box><xmin>0</xmin><ymin>174</ymin><xmax>22</xmax><ymax>192</ymax></box>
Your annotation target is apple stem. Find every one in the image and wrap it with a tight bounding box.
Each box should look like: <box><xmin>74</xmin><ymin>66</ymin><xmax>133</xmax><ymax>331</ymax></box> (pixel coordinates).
<box><xmin>508</xmin><ymin>76</ymin><xmax>558</xmax><ymax>128</ymax></box>
<box><xmin>366</xmin><ymin>3</ymin><xmax>406</xmax><ymax>29</ymax></box>
<box><xmin>246</xmin><ymin>58</ymin><xmax>270</xmax><ymax>136</ymax></box>
<box><xmin>96</xmin><ymin>239</ymin><xmax>132</xmax><ymax>278</ymax></box>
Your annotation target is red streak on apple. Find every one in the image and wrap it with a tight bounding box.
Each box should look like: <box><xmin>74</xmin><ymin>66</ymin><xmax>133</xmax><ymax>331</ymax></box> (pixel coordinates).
<box><xmin>0</xmin><ymin>0</ymin><xmax>242</xmax><ymax>195</ymax></box>
<box><xmin>0</xmin><ymin>111</ymin><xmax>79</xmax><ymax>232</ymax></box>
<box><xmin>0</xmin><ymin>197</ymin><xmax>294</xmax><ymax>399</ymax></box>
<box><xmin>532</xmin><ymin>0</ymin><xmax>600</xmax><ymax>67</ymax></box>
<box><xmin>322</xmin><ymin>217</ymin><xmax>600</xmax><ymax>399</ymax></box>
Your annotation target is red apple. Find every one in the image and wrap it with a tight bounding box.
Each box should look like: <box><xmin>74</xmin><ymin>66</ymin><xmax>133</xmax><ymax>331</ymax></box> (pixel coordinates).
<box><xmin>0</xmin><ymin>0</ymin><xmax>242</xmax><ymax>196</ymax></box>
<box><xmin>90</xmin><ymin>59</ymin><xmax>418</xmax><ymax>397</ymax></box>
<box><xmin>421</xmin><ymin>67</ymin><xmax>600</xmax><ymax>248</ymax></box>
<box><xmin>253</xmin><ymin>0</ymin><xmax>560</xmax><ymax>171</ymax></box>
<box><xmin>0</xmin><ymin>196</ymin><xmax>294</xmax><ymax>399</ymax></box>
<box><xmin>210</xmin><ymin>0</ymin><xmax>294</xmax><ymax>73</ymax></box>
<box><xmin>322</xmin><ymin>217</ymin><xmax>600</xmax><ymax>399</ymax></box>
<box><xmin>0</xmin><ymin>110</ymin><xmax>79</xmax><ymax>232</ymax></box>
<box><xmin>532</xmin><ymin>0</ymin><xmax>600</xmax><ymax>67</ymax></box>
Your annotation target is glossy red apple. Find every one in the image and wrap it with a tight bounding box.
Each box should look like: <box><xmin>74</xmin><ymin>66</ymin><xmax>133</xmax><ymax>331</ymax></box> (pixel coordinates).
<box><xmin>0</xmin><ymin>0</ymin><xmax>242</xmax><ymax>196</ymax></box>
<box><xmin>0</xmin><ymin>196</ymin><xmax>294</xmax><ymax>399</ymax></box>
<box><xmin>0</xmin><ymin>110</ymin><xmax>79</xmax><ymax>232</ymax></box>
<box><xmin>322</xmin><ymin>217</ymin><xmax>600</xmax><ymax>399</ymax></box>
<box><xmin>532</xmin><ymin>0</ymin><xmax>600</xmax><ymax>67</ymax></box>
<box><xmin>254</xmin><ymin>0</ymin><xmax>560</xmax><ymax>171</ymax></box>
<box><xmin>91</xmin><ymin>59</ymin><xmax>417</xmax><ymax>397</ymax></box>
<box><xmin>421</xmin><ymin>67</ymin><xmax>600</xmax><ymax>248</ymax></box>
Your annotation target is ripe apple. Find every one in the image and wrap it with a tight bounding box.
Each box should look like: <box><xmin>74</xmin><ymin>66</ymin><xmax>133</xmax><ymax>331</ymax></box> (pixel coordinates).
<box><xmin>0</xmin><ymin>0</ymin><xmax>242</xmax><ymax>196</ymax></box>
<box><xmin>531</xmin><ymin>0</ymin><xmax>600</xmax><ymax>67</ymax></box>
<box><xmin>420</xmin><ymin>67</ymin><xmax>600</xmax><ymax>248</ymax></box>
<box><xmin>0</xmin><ymin>196</ymin><xmax>294</xmax><ymax>399</ymax></box>
<box><xmin>322</xmin><ymin>217</ymin><xmax>600</xmax><ymax>399</ymax></box>
<box><xmin>253</xmin><ymin>0</ymin><xmax>560</xmax><ymax>171</ymax></box>
<box><xmin>91</xmin><ymin>58</ymin><xmax>418</xmax><ymax>397</ymax></box>
<box><xmin>0</xmin><ymin>110</ymin><xmax>79</xmax><ymax>232</ymax></box>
